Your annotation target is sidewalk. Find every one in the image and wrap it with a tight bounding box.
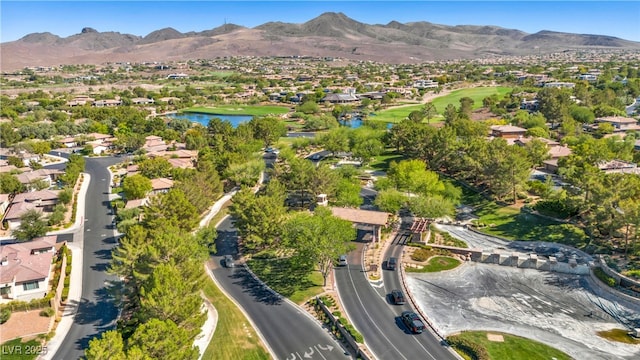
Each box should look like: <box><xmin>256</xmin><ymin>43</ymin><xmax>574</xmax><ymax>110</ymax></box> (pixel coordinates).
<box><xmin>194</xmin><ymin>294</ymin><xmax>218</xmax><ymax>360</ymax></box>
<box><xmin>40</xmin><ymin>173</ymin><xmax>90</xmax><ymax>360</ymax></box>
<box><xmin>48</xmin><ymin>173</ymin><xmax>90</xmax><ymax>236</ymax></box>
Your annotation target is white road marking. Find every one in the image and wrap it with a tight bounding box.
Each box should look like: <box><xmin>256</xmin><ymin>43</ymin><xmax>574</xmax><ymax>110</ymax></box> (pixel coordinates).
<box><xmin>344</xmin><ymin>264</ymin><xmax>409</xmax><ymax>360</ymax></box>
<box><xmin>314</xmin><ymin>345</ymin><xmax>327</xmax><ymax>360</ymax></box>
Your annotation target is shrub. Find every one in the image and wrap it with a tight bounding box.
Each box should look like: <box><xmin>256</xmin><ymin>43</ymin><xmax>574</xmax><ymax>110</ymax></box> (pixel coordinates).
<box><xmin>533</xmin><ymin>198</ymin><xmax>578</xmax><ymax>219</ymax></box>
<box><xmin>39</xmin><ymin>307</ymin><xmax>55</xmax><ymax>317</ymax></box>
<box><xmin>0</xmin><ymin>308</ymin><xmax>10</xmax><ymax>324</ymax></box>
<box><xmin>623</xmin><ymin>269</ymin><xmax>640</xmax><ymax>280</ymax></box>
<box><xmin>448</xmin><ymin>335</ymin><xmax>490</xmax><ymax>360</ymax></box>
<box><xmin>61</xmin><ymin>288</ymin><xmax>70</xmax><ymax>302</ymax></box>
<box><xmin>594</xmin><ymin>267</ymin><xmax>617</xmax><ymax>287</ymax></box>
<box><xmin>411</xmin><ymin>249</ymin><xmax>431</xmax><ymax>261</ymax></box>
<box><xmin>344</xmin><ymin>323</ymin><xmax>364</xmax><ymax>343</ymax></box>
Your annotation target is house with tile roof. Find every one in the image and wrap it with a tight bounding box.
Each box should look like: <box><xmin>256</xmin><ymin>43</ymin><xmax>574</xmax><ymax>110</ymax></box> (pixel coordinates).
<box><xmin>149</xmin><ymin>178</ymin><xmax>174</xmax><ymax>195</ymax></box>
<box><xmin>3</xmin><ymin>190</ymin><xmax>61</xmax><ymax>229</ymax></box>
<box><xmin>0</xmin><ymin>236</ymin><xmax>56</xmax><ymax>301</ymax></box>
<box><xmin>15</xmin><ymin>168</ymin><xmax>64</xmax><ymax>189</ymax></box>
<box><xmin>490</xmin><ymin>125</ymin><xmax>527</xmax><ymax>139</ymax></box>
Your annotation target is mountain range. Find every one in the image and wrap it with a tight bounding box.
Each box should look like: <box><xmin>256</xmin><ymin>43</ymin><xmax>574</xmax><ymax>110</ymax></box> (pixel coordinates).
<box><xmin>3</xmin><ymin>12</ymin><xmax>640</xmax><ymax>71</ymax></box>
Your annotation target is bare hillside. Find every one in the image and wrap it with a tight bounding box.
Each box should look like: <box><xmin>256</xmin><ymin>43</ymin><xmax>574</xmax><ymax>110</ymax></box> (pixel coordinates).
<box><xmin>2</xmin><ymin>12</ymin><xmax>639</xmax><ymax>70</ymax></box>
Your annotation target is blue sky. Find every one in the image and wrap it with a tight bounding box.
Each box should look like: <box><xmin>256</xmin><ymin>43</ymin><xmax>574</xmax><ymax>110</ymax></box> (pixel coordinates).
<box><xmin>2</xmin><ymin>1</ymin><xmax>639</xmax><ymax>43</ymax></box>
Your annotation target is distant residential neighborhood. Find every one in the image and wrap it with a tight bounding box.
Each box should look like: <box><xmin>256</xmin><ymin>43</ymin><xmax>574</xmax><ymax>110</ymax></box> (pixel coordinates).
<box><xmin>1</xmin><ymin>47</ymin><xmax>640</xmax><ymax>360</ymax></box>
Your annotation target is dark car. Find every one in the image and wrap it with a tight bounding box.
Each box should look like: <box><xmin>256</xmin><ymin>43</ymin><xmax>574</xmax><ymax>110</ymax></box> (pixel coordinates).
<box><xmin>387</xmin><ymin>257</ymin><xmax>398</xmax><ymax>270</ymax></box>
<box><xmin>401</xmin><ymin>311</ymin><xmax>425</xmax><ymax>334</ymax></box>
<box><xmin>390</xmin><ymin>289</ymin><xmax>406</xmax><ymax>305</ymax></box>
<box><xmin>223</xmin><ymin>255</ymin><xmax>235</xmax><ymax>268</ymax></box>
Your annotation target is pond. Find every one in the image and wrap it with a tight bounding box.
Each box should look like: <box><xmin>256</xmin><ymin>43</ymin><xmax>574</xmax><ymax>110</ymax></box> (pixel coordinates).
<box><xmin>167</xmin><ymin>112</ymin><xmax>253</xmax><ymax>128</ymax></box>
<box><xmin>167</xmin><ymin>112</ymin><xmax>394</xmax><ymax>130</ymax></box>
<box><xmin>339</xmin><ymin>117</ymin><xmax>392</xmax><ymax>129</ymax></box>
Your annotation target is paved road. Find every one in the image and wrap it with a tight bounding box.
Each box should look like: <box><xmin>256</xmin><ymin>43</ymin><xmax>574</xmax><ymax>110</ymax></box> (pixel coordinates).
<box><xmin>212</xmin><ymin>217</ymin><xmax>349</xmax><ymax>360</ymax></box>
<box><xmin>53</xmin><ymin>157</ymin><xmax>121</xmax><ymax>359</ymax></box>
<box><xmin>626</xmin><ymin>97</ymin><xmax>639</xmax><ymax>116</ymax></box>
<box><xmin>334</xmin><ymin>233</ymin><xmax>455</xmax><ymax>360</ymax></box>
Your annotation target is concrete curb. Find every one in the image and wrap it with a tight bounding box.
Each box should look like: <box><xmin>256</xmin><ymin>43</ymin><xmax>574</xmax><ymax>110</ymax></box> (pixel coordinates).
<box><xmin>47</xmin><ymin>172</ymin><xmax>91</xmax><ymax>236</ymax></box>
<box><xmin>203</xmin><ymin>262</ymin><xmax>278</xmax><ymax>360</ymax></box>
<box><xmin>41</xmin><ymin>245</ymin><xmax>83</xmax><ymax>360</ymax></box>
<box><xmin>195</xmin><ymin>293</ymin><xmax>218</xmax><ymax>360</ymax></box>
<box><xmin>40</xmin><ymin>173</ymin><xmax>90</xmax><ymax>359</ymax></box>
<box><xmin>399</xmin><ymin>264</ymin><xmax>465</xmax><ymax>360</ymax></box>
<box><xmin>333</xmin><ymin>262</ymin><xmax>381</xmax><ymax>360</ymax></box>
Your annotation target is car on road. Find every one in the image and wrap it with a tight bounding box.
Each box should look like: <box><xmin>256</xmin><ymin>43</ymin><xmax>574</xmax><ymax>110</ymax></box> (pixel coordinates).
<box><xmin>401</xmin><ymin>311</ymin><xmax>425</xmax><ymax>334</ymax></box>
<box><xmin>387</xmin><ymin>257</ymin><xmax>397</xmax><ymax>270</ymax></box>
<box><xmin>223</xmin><ymin>255</ymin><xmax>235</xmax><ymax>268</ymax></box>
<box><xmin>338</xmin><ymin>254</ymin><xmax>348</xmax><ymax>266</ymax></box>
<box><xmin>390</xmin><ymin>289</ymin><xmax>406</xmax><ymax>305</ymax></box>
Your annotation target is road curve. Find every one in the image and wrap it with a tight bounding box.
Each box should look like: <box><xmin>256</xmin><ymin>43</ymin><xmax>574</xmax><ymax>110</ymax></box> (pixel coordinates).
<box><xmin>335</xmin><ymin>234</ymin><xmax>456</xmax><ymax>360</ymax></box>
<box><xmin>212</xmin><ymin>217</ymin><xmax>348</xmax><ymax>360</ymax></box>
<box><xmin>53</xmin><ymin>157</ymin><xmax>121</xmax><ymax>359</ymax></box>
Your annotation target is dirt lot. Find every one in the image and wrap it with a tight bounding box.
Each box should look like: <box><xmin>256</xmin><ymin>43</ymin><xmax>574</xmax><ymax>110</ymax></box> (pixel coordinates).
<box><xmin>406</xmin><ymin>263</ymin><xmax>640</xmax><ymax>360</ymax></box>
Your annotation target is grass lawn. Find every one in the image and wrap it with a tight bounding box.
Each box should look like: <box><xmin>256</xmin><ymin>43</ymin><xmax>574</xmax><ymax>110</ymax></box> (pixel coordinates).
<box><xmin>246</xmin><ymin>257</ymin><xmax>325</xmax><ymax>304</ymax></box>
<box><xmin>431</xmin><ymin>86</ymin><xmax>512</xmax><ymax>113</ymax></box>
<box><xmin>369</xmin><ymin>86</ymin><xmax>511</xmax><ymax>124</ymax></box>
<box><xmin>597</xmin><ymin>329</ymin><xmax>640</xmax><ymax>344</ymax></box>
<box><xmin>205</xmin><ymin>71</ymin><xmax>236</xmax><ymax>78</ymax></box>
<box><xmin>369</xmin><ymin>104</ymin><xmax>439</xmax><ymax>123</ymax></box>
<box><xmin>454</xmin><ymin>182</ymin><xmax>588</xmax><ymax>247</ymax></box>
<box><xmin>183</xmin><ymin>105</ymin><xmax>290</xmax><ymax>116</ymax></box>
<box><xmin>474</xmin><ymin>204</ymin><xmax>588</xmax><ymax>247</ymax></box>
<box><xmin>0</xmin><ymin>338</ymin><xmax>42</xmax><ymax>360</ymax></box>
<box><xmin>201</xmin><ymin>270</ymin><xmax>270</xmax><ymax>360</ymax></box>
<box><xmin>448</xmin><ymin>331</ymin><xmax>571</xmax><ymax>360</ymax></box>
<box><xmin>365</xmin><ymin>149</ymin><xmax>407</xmax><ymax>172</ymax></box>
<box><xmin>406</xmin><ymin>256</ymin><xmax>461</xmax><ymax>273</ymax></box>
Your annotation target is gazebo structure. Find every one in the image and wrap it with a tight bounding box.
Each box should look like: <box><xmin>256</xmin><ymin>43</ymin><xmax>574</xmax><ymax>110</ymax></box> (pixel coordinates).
<box><xmin>330</xmin><ymin>207</ymin><xmax>390</xmax><ymax>242</ymax></box>
<box><xmin>409</xmin><ymin>218</ymin><xmax>431</xmax><ymax>243</ymax></box>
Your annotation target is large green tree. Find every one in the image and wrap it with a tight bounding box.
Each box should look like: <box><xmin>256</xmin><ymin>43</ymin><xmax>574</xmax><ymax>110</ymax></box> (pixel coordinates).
<box><xmin>12</xmin><ymin>209</ymin><xmax>50</xmax><ymax>242</ymax></box>
<box><xmin>127</xmin><ymin>318</ymin><xmax>199</xmax><ymax>360</ymax></box>
<box><xmin>138</xmin><ymin>157</ymin><xmax>173</xmax><ymax>179</ymax></box>
<box><xmin>0</xmin><ymin>173</ymin><xmax>24</xmax><ymax>194</ymax></box>
<box><xmin>250</xmin><ymin>117</ymin><xmax>286</xmax><ymax>146</ymax></box>
<box><xmin>388</xmin><ymin>159</ymin><xmax>445</xmax><ymax>196</ymax></box>
<box><xmin>122</xmin><ymin>174</ymin><xmax>152</xmax><ymax>200</ymax></box>
<box><xmin>283</xmin><ymin>207</ymin><xmax>356</xmax><ymax>286</ymax></box>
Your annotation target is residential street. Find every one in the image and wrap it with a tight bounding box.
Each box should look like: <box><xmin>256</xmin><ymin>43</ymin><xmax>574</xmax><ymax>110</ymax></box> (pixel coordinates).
<box><xmin>334</xmin><ymin>234</ymin><xmax>456</xmax><ymax>360</ymax></box>
<box><xmin>211</xmin><ymin>216</ymin><xmax>349</xmax><ymax>360</ymax></box>
<box><xmin>51</xmin><ymin>157</ymin><xmax>121</xmax><ymax>360</ymax></box>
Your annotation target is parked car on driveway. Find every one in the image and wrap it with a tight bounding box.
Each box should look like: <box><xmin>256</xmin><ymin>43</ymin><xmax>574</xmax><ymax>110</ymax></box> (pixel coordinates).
<box><xmin>390</xmin><ymin>289</ymin><xmax>406</xmax><ymax>305</ymax></box>
<box><xmin>401</xmin><ymin>311</ymin><xmax>425</xmax><ymax>334</ymax></box>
